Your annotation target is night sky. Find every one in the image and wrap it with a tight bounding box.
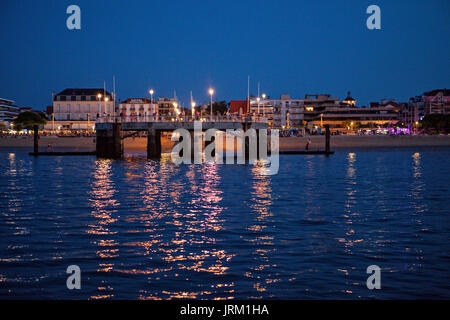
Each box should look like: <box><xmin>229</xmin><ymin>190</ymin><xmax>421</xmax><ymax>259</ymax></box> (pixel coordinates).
<box><xmin>0</xmin><ymin>0</ymin><xmax>449</xmax><ymax>109</ymax></box>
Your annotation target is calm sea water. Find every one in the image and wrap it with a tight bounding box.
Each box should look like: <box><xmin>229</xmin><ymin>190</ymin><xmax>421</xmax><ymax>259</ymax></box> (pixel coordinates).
<box><xmin>0</xmin><ymin>148</ymin><xmax>449</xmax><ymax>299</ymax></box>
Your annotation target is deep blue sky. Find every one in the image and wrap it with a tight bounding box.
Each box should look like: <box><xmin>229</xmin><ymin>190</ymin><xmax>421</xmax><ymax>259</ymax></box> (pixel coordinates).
<box><xmin>0</xmin><ymin>0</ymin><xmax>449</xmax><ymax>109</ymax></box>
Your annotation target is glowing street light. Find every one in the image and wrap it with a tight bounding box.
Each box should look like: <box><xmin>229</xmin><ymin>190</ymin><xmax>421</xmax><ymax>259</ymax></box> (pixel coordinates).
<box><xmin>173</xmin><ymin>102</ymin><xmax>180</xmax><ymax>119</ymax></box>
<box><xmin>149</xmin><ymin>89</ymin><xmax>154</xmax><ymax>102</ymax></box>
<box><xmin>208</xmin><ymin>88</ymin><xmax>214</xmax><ymax>121</ymax></box>
<box><xmin>97</xmin><ymin>94</ymin><xmax>103</xmax><ymax>116</ymax></box>
<box><xmin>191</xmin><ymin>101</ymin><xmax>196</xmax><ymax>118</ymax></box>
<box><xmin>257</xmin><ymin>97</ymin><xmax>261</xmax><ymax>115</ymax></box>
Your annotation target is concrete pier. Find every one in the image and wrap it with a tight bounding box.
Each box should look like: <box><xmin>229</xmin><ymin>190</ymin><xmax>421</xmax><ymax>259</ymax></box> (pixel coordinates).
<box><xmin>325</xmin><ymin>125</ymin><xmax>330</xmax><ymax>154</ymax></box>
<box><xmin>96</xmin><ymin>123</ymin><xmax>123</xmax><ymax>159</ymax></box>
<box><xmin>147</xmin><ymin>129</ymin><xmax>161</xmax><ymax>159</ymax></box>
<box><xmin>95</xmin><ymin>120</ymin><xmax>268</xmax><ymax>160</ymax></box>
<box><xmin>204</xmin><ymin>135</ymin><xmax>215</xmax><ymax>157</ymax></box>
<box><xmin>33</xmin><ymin>124</ymin><xmax>39</xmax><ymax>155</ymax></box>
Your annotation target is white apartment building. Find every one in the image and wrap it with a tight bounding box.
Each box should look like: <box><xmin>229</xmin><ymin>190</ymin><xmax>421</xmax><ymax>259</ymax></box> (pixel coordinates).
<box><xmin>264</xmin><ymin>95</ymin><xmax>304</xmax><ymax>128</ymax></box>
<box><xmin>119</xmin><ymin>98</ymin><xmax>157</xmax><ymax>117</ymax></box>
<box><xmin>53</xmin><ymin>88</ymin><xmax>114</xmax><ymax>121</ymax></box>
<box><xmin>0</xmin><ymin>98</ymin><xmax>20</xmax><ymax>126</ymax></box>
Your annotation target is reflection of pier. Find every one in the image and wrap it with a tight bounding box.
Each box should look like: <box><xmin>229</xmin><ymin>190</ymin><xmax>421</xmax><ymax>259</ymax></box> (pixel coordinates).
<box><xmin>95</xmin><ymin>116</ymin><xmax>269</xmax><ymax>159</ymax></box>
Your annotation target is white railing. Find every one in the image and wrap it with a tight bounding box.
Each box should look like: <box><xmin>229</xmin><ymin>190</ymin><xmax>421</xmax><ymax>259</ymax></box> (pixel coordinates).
<box><xmin>96</xmin><ymin>115</ymin><xmax>269</xmax><ymax>124</ymax></box>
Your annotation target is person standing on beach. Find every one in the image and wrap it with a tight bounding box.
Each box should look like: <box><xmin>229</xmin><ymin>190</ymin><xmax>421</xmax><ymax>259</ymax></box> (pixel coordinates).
<box><xmin>305</xmin><ymin>138</ymin><xmax>311</xmax><ymax>150</ymax></box>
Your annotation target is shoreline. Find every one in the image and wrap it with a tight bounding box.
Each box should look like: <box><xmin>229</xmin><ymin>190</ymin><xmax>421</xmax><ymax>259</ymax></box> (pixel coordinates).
<box><xmin>1</xmin><ymin>135</ymin><xmax>450</xmax><ymax>152</ymax></box>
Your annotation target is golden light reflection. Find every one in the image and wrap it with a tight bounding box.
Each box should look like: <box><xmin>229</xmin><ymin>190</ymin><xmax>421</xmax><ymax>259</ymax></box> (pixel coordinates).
<box><xmin>244</xmin><ymin>164</ymin><xmax>278</xmax><ymax>296</ymax></box>
<box><xmin>118</xmin><ymin>159</ymin><xmax>235</xmax><ymax>300</ymax></box>
<box><xmin>87</xmin><ymin>159</ymin><xmax>120</xmax><ymax>299</ymax></box>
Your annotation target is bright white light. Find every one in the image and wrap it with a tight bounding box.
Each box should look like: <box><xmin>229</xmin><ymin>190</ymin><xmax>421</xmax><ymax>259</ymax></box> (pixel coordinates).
<box><xmin>209</xmin><ymin>88</ymin><xmax>214</xmax><ymax>95</ymax></box>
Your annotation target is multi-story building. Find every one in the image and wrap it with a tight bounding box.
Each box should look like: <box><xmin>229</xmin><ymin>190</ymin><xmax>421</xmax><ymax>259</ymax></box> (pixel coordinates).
<box><xmin>422</xmin><ymin>89</ymin><xmax>450</xmax><ymax>115</ymax></box>
<box><xmin>399</xmin><ymin>89</ymin><xmax>449</xmax><ymax>126</ymax></box>
<box><xmin>53</xmin><ymin>88</ymin><xmax>114</xmax><ymax>121</ymax></box>
<box><xmin>232</xmin><ymin>91</ymin><xmax>400</xmax><ymax>130</ymax></box>
<box><xmin>0</xmin><ymin>98</ymin><xmax>20</xmax><ymax>128</ymax></box>
<box><xmin>400</xmin><ymin>100</ymin><xmax>420</xmax><ymax>125</ymax></box>
<box><xmin>269</xmin><ymin>95</ymin><xmax>304</xmax><ymax>128</ymax></box>
<box><xmin>119</xmin><ymin>98</ymin><xmax>158</xmax><ymax>118</ymax></box>
<box><xmin>155</xmin><ymin>97</ymin><xmax>178</xmax><ymax>116</ymax></box>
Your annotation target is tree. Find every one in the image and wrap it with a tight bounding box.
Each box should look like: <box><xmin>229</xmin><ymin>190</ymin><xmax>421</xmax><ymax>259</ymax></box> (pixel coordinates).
<box><xmin>13</xmin><ymin>111</ymin><xmax>47</xmax><ymax>131</ymax></box>
<box><xmin>203</xmin><ymin>101</ymin><xmax>228</xmax><ymax>115</ymax></box>
<box><xmin>13</xmin><ymin>112</ymin><xmax>47</xmax><ymax>154</ymax></box>
<box><xmin>421</xmin><ymin>114</ymin><xmax>450</xmax><ymax>133</ymax></box>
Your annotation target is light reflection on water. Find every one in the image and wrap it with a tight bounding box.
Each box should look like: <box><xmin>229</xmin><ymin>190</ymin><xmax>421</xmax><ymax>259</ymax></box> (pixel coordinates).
<box><xmin>0</xmin><ymin>148</ymin><xmax>449</xmax><ymax>299</ymax></box>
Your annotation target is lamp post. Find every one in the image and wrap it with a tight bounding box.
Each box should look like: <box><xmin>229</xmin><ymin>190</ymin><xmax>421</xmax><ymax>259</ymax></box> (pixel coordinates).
<box><xmin>262</xmin><ymin>93</ymin><xmax>266</xmax><ymax>117</ymax></box>
<box><xmin>173</xmin><ymin>102</ymin><xmax>179</xmax><ymax>121</ymax></box>
<box><xmin>149</xmin><ymin>89</ymin><xmax>154</xmax><ymax>120</ymax></box>
<box><xmin>97</xmin><ymin>93</ymin><xmax>102</xmax><ymax>119</ymax></box>
<box><xmin>105</xmin><ymin>97</ymin><xmax>109</xmax><ymax>119</ymax></box>
<box><xmin>209</xmin><ymin>88</ymin><xmax>214</xmax><ymax>121</ymax></box>
<box><xmin>257</xmin><ymin>97</ymin><xmax>261</xmax><ymax>116</ymax></box>
<box><xmin>191</xmin><ymin>101</ymin><xmax>196</xmax><ymax>120</ymax></box>
<box><xmin>149</xmin><ymin>89</ymin><xmax>154</xmax><ymax>103</ymax></box>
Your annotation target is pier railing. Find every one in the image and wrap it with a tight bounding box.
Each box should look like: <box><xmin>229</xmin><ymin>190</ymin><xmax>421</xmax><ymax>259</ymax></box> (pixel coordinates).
<box><xmin>96</xmin><ymin>115</ymin><xmax>269</xmax><ymax>124</ymax></box>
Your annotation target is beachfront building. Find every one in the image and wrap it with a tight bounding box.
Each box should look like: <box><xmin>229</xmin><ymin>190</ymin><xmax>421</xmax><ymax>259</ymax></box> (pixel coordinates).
<box><xmin>400</xmin><ymin>100</ymin><xmax>421</xmax><ymax>125</ymax></box>
<box><xmin>0</xmin><ymin>98</ymin><xmax>20</xmax><ymax>129</ymax></box>
<box><xmin>229</xmin><ymin>100</ymin><xmax>249</xmax><ymax>115</ymax></box>
<box><xmin>119</xmin><ymin>98</ymin><xmax>158</xmax><ymax>118</ymax></box>
<box><xmin>269</xmin><ymin>95</ymin><xmax>304</xmax><ymax>128</ymax></box>
<box><xmin>422</xmin><ymin>89</ymin><xmax>450</xmax><ymax>116</ymax></box>
<box><xmin>155</xmin><ymin>97</ymin><xmax>178</xmax><ymax>116</ymax></box>
<box><xmin>400</xmin><ymin>89</ymin><xmax>450</xmax><ymax>126</ymax></box>
<box><xmin>230</xmin><ymin>95</ymin><xmax>302</xmax><ymax>128</ymax></box>
<box><xmin>53</xmin><ymin>88</ymin><xmax>114</xmax><ymax>121</ymax></box>
<box><xmin>311</xmin><ymin>98</ymin><xmax>399</xmax><ymax>132</ymax></box>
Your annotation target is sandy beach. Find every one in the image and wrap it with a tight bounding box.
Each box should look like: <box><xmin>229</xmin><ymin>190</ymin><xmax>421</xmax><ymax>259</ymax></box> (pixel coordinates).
<box><xmin>1</xmin><ymin>134</ymin><xmax>450</xmax><ymax>152</ymax></box>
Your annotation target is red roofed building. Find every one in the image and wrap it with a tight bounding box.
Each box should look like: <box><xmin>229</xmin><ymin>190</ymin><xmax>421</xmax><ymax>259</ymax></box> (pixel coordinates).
<box><xmin>229</xmin><ymin>100</ymin><xmax>249</xmax><ymax>114</ymax></box>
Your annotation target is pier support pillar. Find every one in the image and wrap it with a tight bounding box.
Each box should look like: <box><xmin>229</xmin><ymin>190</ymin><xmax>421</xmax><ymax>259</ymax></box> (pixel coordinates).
<box><xmin>96</xmin><ymin>123</ymin><xmax>123</xmax><ymax>159</ymax></box>
<box><xmin>147</xmin><ymin>129</ymin><xmax>161</xmax><ymax>159</ymax></box>
<box><xmin>205</xmin><ymin>135</ymin><xmax>215</xmax><ymax>157</ymax></box>
<box><xmin>325</xmin><ymin>125</ymin><xmax>330</xmax><ymax>154</ymax></box>
<box><xmin>33</xmin><ymin>124</ymin><xmax>39</xmax><ymax>155</ymax></box>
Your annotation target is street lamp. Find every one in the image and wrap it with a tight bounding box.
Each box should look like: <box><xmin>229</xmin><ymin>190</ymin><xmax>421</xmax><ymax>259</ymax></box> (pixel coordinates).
<box><xmin>256</xmin><ymin>97</ymin><xmax>261</xmax><ymax>115</ymax></box>
<box><xmin>149</xmin><ymin>89</ymin><xmax>154</xmax><ymax>102</ymax></box>
<box><xmin>97</xmin><ymin>93</ymin><xmax>102</xmax><ymax>118</ymax></box>
<box><xmin>208</xmin><ymin>88</ymin><xmax>214</xmax><ymax>121</ymax></box>
<box><xmin>191</xmin><ymin>101</ymin><xmax>196</xmax><ymax>119</ymax></box>
<box><xmin>173</xmin><ymin>102</ymin><xmax>180</xmax><ymax>120</ymax></box>
<box><xmin>104</xmin><ymin>97</ymin><xmax>109</xmax><ymax>118</ymax></box>
<box><xmin>149</xmin><ymin>89</ymin><xmax>156</xmax><ymax>119</ymax></box>
<box><xmin>261</xmin><ymin>93</ymin><xmax>267</xmax><ymax>116</ymax></box>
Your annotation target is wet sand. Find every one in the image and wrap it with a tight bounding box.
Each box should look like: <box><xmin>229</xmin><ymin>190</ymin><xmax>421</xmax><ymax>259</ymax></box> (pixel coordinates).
<box><xmin>1</xmin><ymin>135</ymin><xmax>450</xmax><ymax>152</ymax></box>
